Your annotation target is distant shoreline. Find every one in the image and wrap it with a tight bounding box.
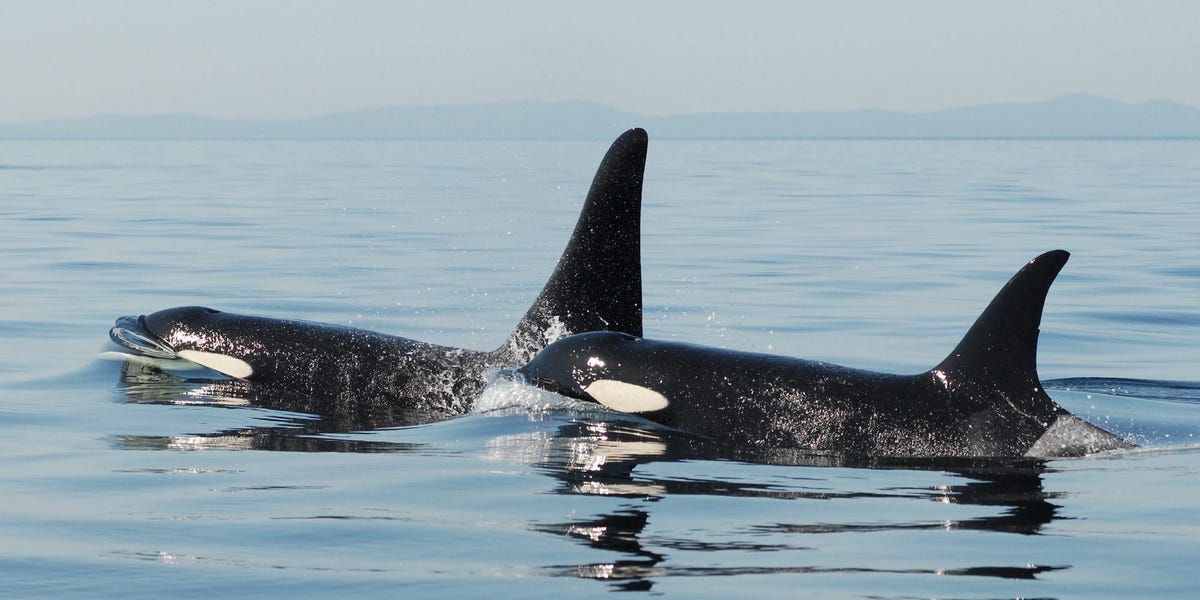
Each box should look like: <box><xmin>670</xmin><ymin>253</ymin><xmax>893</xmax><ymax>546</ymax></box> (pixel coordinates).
<box><xmin>4</xmin><ymin>94</ymin><xmax>1200</xmax><ymax>140</ymax></box>
<box><xmin>3</xmin><ymin>136</ymin><xmax>1199</xmax><ymax>142</ymax></box>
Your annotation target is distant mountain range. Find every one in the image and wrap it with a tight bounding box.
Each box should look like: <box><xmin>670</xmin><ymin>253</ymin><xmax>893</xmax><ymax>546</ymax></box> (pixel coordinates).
<box><xmin>3</xmin><ymin>94</ymin><xmax>1199</xmax><ymax>139</ymax></box>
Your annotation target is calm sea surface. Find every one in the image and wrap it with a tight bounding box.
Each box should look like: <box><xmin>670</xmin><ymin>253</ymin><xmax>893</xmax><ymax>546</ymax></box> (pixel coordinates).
<box><xmin>1</xmin><ymin>138</ymin><xmax>1198</xmax><ymax>598</ymax></box>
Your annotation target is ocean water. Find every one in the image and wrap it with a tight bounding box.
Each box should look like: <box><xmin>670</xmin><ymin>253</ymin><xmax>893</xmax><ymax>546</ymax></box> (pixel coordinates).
<box><xmin>1</xmin><ymin>137</ymin><xmax>1198</xmax><ymax>598</ymax></box>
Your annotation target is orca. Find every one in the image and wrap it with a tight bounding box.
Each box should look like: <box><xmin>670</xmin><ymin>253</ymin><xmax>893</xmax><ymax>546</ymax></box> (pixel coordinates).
<box><xmin>109</xmin><ymin>128</ymin><xmax>648</xmax><ymax>420</ymax></box>
<box><xmin>518</xmin><ymin>250</ymin><xmax>1134</xmax><ymax>458</ymax></box>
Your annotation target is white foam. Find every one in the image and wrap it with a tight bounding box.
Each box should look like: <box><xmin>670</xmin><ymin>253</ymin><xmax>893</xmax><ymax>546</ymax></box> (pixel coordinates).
<box><xmin>473</xmin><ymin>372</ymin><xmax>599</xmax><ymax>415</ymax></box>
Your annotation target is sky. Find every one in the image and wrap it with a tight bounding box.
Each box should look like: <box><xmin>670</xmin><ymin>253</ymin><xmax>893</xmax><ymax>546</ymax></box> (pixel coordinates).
<box><xmin>2</xmin><ymin>1</ymin><xmax>1198</xmax><ymax>122</ymax></box>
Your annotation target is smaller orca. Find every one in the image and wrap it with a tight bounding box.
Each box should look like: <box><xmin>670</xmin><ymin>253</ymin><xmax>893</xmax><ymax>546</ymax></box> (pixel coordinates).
<box><xmin>518</xmin><ymin>251</ymin><xmax>1134</xmax><ymax>458</ymax></box>
<box><xmin>109</xmin><ymin>129</ymin><xmax>648</xmax><ymax>421</ymax></box>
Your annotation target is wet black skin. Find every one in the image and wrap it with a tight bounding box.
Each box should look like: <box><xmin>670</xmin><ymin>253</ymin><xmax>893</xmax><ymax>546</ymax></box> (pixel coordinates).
<box><xmin>110</xmin><ymin>128</ymin><xmax>649</xmax><ymax>420</ymax></box>
<box><xmin>520</xmin><ymin>251</ymin><xmax>1133</xmax><ymax>458</ymax></box>
<box><xmin>117</xmin><ymin>309</ymin><xmax>499</xmax><ymax>416</ymax></box>
<box><xmin>521</xmin><ymin>332</ymin><xmax>1062</xmax><ymax>457</ymax></box>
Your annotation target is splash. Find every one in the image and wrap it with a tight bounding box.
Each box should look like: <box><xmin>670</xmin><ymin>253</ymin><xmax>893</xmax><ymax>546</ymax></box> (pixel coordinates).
<box><xmin>473</xmin><ymin>369</ymin><xmax>602</xmax><ymax>415</ymax></box>
<box><xmin>504</xmin><ymin>313</ymin><xmax>573</xmax><ymax>363</ymax></box>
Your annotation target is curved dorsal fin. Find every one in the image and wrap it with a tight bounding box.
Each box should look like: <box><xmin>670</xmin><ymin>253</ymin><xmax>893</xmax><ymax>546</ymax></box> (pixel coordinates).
<box><xmin>500</xmin><ymin>128</ymin><xmax>647</xmax><ymax>362</ymax></box>
<box><xmin>932</xmin><ymin>250</ymin><xmax>1069</xmax><ymax>383</ymax></box>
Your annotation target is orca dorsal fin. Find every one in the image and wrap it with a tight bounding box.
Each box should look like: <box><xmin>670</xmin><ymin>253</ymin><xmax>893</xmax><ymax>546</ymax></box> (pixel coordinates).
<box><xmin>931</xmin><ymin>250</ymin><xmax>1069</xmax><ymax>384</ymax></box>
<box><xmin>499</xmin><ymin>128</ymin><xmax>647</xmax><ymax>362</ymax></box>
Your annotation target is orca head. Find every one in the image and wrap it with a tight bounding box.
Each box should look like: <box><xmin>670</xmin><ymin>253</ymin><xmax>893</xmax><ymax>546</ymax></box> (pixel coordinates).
<box><xmin>518</xmin><ymin>331</ymin><xmax>670</xmax><ymax>414</ymax></box>
<box><xmin>110</xmin><ymin>306</ymin><xmax>257</xmax><ymax>379</ymax></box>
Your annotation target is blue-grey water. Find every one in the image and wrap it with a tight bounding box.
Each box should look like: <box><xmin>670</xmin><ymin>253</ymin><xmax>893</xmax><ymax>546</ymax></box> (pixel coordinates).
<box><xmin>1</xmin><ymin>138</ymin><xmax>1198</xmax><ymax>598</ymax></box>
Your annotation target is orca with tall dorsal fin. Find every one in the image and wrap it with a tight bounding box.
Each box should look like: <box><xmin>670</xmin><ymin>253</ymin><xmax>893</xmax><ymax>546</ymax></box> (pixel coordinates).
<box><xmin>518</xmin><ymin>250</ymin><xmax>1135</xmax><ymax>458</ymax></box>
<box><xmin>108</xmin><ymin>128</ymin><xmax>648</xmax><ymax>419</ymax></box>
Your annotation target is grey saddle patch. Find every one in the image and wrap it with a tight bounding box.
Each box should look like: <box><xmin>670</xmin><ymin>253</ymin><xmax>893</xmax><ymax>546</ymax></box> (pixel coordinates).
<box><xmin>1025</xmin><ymin>414</ymin><xmax>1134</xmax><ymax>457</ymax></box>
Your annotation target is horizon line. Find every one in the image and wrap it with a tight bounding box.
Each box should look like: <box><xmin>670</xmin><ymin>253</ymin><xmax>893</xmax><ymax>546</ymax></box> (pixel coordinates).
<box><xmin>4</xmin><ymin>92</ymin><xmax>1200</xmax><ymax>126</ymax></box>
<box><xmin>4</xmin><ymin>136</ymin><xmax>1199</xmax><ymax>143</ymax></box>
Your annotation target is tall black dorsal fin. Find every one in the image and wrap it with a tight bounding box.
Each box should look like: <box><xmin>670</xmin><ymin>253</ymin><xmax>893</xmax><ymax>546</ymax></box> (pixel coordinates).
<box><xmin>931</xmin><ymin>250</ymin><xmax>1069</xmax><ymax>383</ymax></box>
<box><xmin>499</xmin><ymin>128</ymin><xmax>647</xmax><ymax>362</ymax></box>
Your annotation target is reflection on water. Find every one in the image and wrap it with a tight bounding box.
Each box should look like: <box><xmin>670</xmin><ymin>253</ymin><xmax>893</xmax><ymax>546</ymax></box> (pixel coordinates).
<box><xmin>512</xmin><ymin>421</ymin><xmax>1064</xmax><ymax>590</ymax></box>
<box><xmin>117</xmin><ymin>360</ymin><xmax>447</xmax><ymax>432</ymax></box>
<box><xmin>113</xmin><ymin>427</ymin><xmax>424</xmax><ymax>454</ymax></box>
<box><xmin>113</xmin><ymin>363</ymin><xmax>1072</xmax><ymax>592</ymax></box>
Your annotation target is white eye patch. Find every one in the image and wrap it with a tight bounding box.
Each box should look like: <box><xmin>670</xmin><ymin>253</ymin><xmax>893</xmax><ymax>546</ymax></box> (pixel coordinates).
<box><xmin>584</xmin><ymin>379</ymin><xmax>669</xmax><ymax>413</ymax></box>
<box><xmin>177</xmin><ymin>350</ymin><xmax>254</xmax><ymax>380</ymax></box>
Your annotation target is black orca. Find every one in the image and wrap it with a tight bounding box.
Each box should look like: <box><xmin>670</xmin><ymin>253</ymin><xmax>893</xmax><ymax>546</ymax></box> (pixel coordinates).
<box><xmin>109</xmin><ymin>128</ymin><xmax>648</xmax><ymax>420</ymax></box>
<box><xmin>518</xmin><ymin>250</ymin><xmax>1134</xmax><ymax>458</ymax></box>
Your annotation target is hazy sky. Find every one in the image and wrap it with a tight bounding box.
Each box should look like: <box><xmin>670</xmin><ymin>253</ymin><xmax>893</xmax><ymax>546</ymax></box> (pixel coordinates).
<box><xmin>2</xmin><ymin>1</ymin><xmax>1197</xmax><ymax>122</ymax></box>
